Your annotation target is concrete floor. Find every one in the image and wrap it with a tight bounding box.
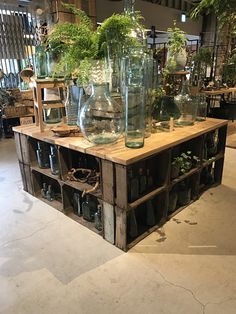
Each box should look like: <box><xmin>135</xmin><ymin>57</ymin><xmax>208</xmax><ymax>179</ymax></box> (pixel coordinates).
<box><xmin>0</xmin><ymin>138</ymin><xmax>236</xmax><ymax>314</ymax></box>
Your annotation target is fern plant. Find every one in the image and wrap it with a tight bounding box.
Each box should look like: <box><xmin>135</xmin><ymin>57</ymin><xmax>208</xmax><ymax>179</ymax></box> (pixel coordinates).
<box><xmin>45</xmin><ymin>2</ymin><xmax>145</xmax><ymax>84</ymax></box>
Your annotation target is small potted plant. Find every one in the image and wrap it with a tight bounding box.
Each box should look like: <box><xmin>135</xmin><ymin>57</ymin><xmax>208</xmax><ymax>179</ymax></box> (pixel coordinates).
<box><xmin>171</xmin><ymin>151</ymin><xmax>200</xmax><ymax>179</ymax></box>
<box><xmin>164</xmin><ymin>20</ymin><xmax>187</xmax><ymax>74</ymax></box>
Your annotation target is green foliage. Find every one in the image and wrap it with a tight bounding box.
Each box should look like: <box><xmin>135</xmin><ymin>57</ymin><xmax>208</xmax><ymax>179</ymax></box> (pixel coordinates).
<box><xmin>163</xmin><ymin>21</ymin><xmax>187</xmax><ymax>79</ymax></box>
<box><xmin>96</xmin><ymin>13</ymin><xmax>143</xmax><ymax>58</ymax></box>
<box><xmin>193</xmin><ymin>47</ymin><xmax>212</xmax><ymax>65</ymax></box>
<box><xmin>222</xmin><ymin>52</ymin><xmax>236</xmax><ymax>84</ymax></box>
<box><xmin>172</xmin><ymin>151</ymin><xmax>199</xmax><ymax>174</ymax></box>
<box><xmin>190</xmin><ymin>0</ymin><xmax>236</xmax><ymax>31</ymax></box>
<box><xmin>45</xmin><ymin>3</ymin><xmax>145</xmax><ymax>83</ymax></box>
<box><xmin>167</xmin><ymin>21</ymin><xmax>187</xmax><ymax>56</ymax></box>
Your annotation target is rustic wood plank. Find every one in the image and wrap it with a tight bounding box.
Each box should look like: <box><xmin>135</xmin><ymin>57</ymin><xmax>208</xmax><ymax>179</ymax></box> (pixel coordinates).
<box><xmin>101</xmin><ymin>160</ymin><xmax>115</xmax><ymax>204</ymax></box>
<box><xmin>103</xmin><ymin>202</ymin><xmax>115</xmax><ymax>244</ymax></box>
<box><xmin>24</xmin><ymin>164</ymin><xmax>33</xmax><ymax>195</ymax></box>
<box><xmin>14</xmin><ymin>132</ymin><xmax>23</xmax><ymax>162</ymax></box>
<box><xmin>18</xmin><ymin>162</ymin><xmax>27</xmax><ymax>191</ymax></box>
<box><xmin>214</xmin><ymin>157</ymin><xmax>225</xmax><ymax>184</ymax></box>
<box><xmin>20</xmin><ymin>134</ymin><xmax>31</xmax><ymax>165</ymax></box>
<box><xmin>115</xmin><ymin>164</ymin><xmax>128</xmax><ymax>210</ymax></box>
<box><xmin>115</xmin><ymin>206</ymin><xmax>127</xmax><ymax>251</ymax></box>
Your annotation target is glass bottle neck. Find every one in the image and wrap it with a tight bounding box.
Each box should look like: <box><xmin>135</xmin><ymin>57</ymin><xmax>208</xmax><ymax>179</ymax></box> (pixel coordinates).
<box><xmin>180</xmin><ymin>80</ymin><xmax>190</xmax><ymax>95</ymax></box>
<box><xmin>92</xmin><ymin>83</ymin><xmax>109</xmax><ymax>96</ymax></box>
<box><xmin>124</xmin><ymin>0</ymin><xmax>136</xmax><ymax>16</ymax></box>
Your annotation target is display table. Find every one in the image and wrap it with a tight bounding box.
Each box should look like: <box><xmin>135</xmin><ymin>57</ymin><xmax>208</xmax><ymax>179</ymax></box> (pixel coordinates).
<box><xmin>13</xmin><ymin>118</ymin><xmax>228</xmax><ymax>251</ymax></box>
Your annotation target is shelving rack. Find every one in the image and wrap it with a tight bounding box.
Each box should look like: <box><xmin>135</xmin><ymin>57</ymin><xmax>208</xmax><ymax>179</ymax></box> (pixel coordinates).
<box><xmin>13</xmin><ymin>117</ymin><xmax>227</xmax><ymax>251</ymax></box>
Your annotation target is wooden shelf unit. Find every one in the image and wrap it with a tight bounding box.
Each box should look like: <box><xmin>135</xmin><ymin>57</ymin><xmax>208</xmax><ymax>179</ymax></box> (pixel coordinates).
<box><xmin>13</xmin><ymin>118</ymin><xmax>228</xmax><ymax>251</ymax></box>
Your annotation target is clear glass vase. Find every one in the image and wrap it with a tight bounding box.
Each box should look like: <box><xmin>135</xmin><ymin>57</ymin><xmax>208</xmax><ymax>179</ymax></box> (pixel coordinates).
<box><xmin>64</xmin><ymin>81</ymin><xmax>84</xmax><ymax>126</ymax></box>
<box><xmin>123</xmin><ymin>0</ymin><xmax>146</xmax><ymax>46</ymax></box>
<box><xmin>174</xmin><ymin>79</ymin><xmax>197</xmax><ymax>126</ymax></box>
<box><xmin>35</xmin><ymin>45</ymin><xmax>48</xmax><ymax>79</ymax></box>
<box><xmin>46</xmin><ymin>47</ymin><xmax>64</xmax><ymax>78</ymax></box>
<box><xmin>79</xmin><ymin>60</ymin><xmax>124</xmax><ymax>144</ymax></box>
<box><xmin>124</xmin><ymin>47</ymin><xmax>146</xmax><ymax>148</ymax></box>
<box><xmin>193</xmin><ymin>94</ymin><xmax>208</xmax><ymax>121</ymax></box>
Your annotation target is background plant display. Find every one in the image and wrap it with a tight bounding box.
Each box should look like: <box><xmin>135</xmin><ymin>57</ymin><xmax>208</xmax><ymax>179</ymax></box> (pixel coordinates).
<box><xmin>45</xmin><ymin>2</ymin><xmax>145</xmax><ymax>84</ymax></box>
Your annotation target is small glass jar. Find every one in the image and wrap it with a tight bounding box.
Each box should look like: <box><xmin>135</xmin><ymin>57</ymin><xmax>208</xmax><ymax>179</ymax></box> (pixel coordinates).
<box><xmin>49</xmin><ymin>145</ymin><xmax>59</xmax><ymax>175</ymax></box>
<box><xmin>46</xmin><ymin>47</ymin><xmax>64</xmax><ymax>78</ymax></box>
<box><xmin>46</xmin><ymin>185</ymin><xmax>55</xmax><ymax>202</ymax></box>
<box><xmin>82</xmin><ymin>194</ymin><xmax>97</xmax><ymax>222</ymax></box>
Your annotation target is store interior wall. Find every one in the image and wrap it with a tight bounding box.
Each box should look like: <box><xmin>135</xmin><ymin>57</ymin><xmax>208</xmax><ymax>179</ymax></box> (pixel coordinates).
<box><xmin>96</xmin><ymin>0</ymin><xmax>203</xmax><ymax>36</ymax></box>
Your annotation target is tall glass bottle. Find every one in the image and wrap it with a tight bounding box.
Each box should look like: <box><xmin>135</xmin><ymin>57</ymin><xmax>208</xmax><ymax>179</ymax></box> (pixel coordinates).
<box><xmin>79</xmin><ymin>60</ymin><xmax>124</xmax><ymax>144</ymax></box>
<box><xmin>82</xmin><ymin>194</ymin><xmax>97</xmax><ymax>222</ymax></box>
<box><xmin>35</xmin><ymin>45</ymin><xmax>48</xmax><ymax>79</ymax></box>
<box><xmin>49</xmin><ymin>145</ymin><xmax>59</xmax><ymax>175</ymax></box>
<box><xmin>36</xmin><ymin>141</ymin><xmax>50</xmax><ymax>168</ymax></box>
<box><xmin>124</xmin><ymin>47</ymin><xmax>146</xmax><ymax>148</ymax></box>
<box><xmin>64</xmin><ymin>81</ymin><xmax>82</xmax><ymax>126</ymax></box>
<box><xmin>123</xmin><ymin>0</ymin><xmax>146</xmax><ymax>46</ymax></box>
<box><xmin>174</xmin><ymin>79</ymin><xmax>197</xmax><ymax>126</ymax></box>
<box><xmin>94</xmin><ymin>205</ymin><xmax>103</xmax><ymax>231</ymax></box>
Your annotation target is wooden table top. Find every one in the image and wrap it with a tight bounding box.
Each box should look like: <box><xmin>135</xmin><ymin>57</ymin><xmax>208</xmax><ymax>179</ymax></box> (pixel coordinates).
<box><xmin>13</xmin><ymin>118</ymin><xmax>228</xmax><ymax>165</ymax></box>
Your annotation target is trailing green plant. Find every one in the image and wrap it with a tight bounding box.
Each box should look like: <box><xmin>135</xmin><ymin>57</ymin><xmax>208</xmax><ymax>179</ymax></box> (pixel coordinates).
<box><xmin>172</xmin><ymin>151</ymin><xmax>200</xmax><ymax>174</ymax></box>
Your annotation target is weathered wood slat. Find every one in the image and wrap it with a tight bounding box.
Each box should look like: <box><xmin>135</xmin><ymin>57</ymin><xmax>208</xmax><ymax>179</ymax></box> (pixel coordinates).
<box><xmin>101</xmin><ymin>160</ymin><xmax>115</xmax><ymax>204</ymax></box>
<box><xmin>115</xmin><ymin>206</ymin><xmax>127</xmax><ymax>251</ymax></box>
<box><xmin>103</xmin><ymin>202</ymin><xmax>115</xmax><ymax>244</ymax></box>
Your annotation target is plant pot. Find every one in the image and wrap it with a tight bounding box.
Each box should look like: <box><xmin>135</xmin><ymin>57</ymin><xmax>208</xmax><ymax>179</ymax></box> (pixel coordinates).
<box><xmin>168</xmin><ymin>191</ymin><xmax>178</xmax><ymax>213</ymax></box>
<box><xmin>175</xmin><ymin>50</ymin><xmax>187</xmax><ymax>71</ymax></box>
<box><xmin>178</xmin><ymin>188</ymin><xmax>191</xmax><ymax>206</ymax></box>
<box><xmin>171</xmin><ymin>163</ymin><xmax>180</xmax><ymax>179</ymax></box>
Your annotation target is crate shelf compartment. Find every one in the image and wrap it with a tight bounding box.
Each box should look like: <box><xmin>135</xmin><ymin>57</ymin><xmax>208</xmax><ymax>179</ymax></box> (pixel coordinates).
<box><xmin>32</xmin><ymin>170</ymin><xmax>62</xmax><ymax>211</ymax></box>
<box><xmin>199</xmin><ymin>159</ymin><xmax>224</xmax><ymax>194</ymax></box>
<box><xmin>171</xmin><ymin>136</ymin><xmax>203</xmax><ymax>162</ymax></box>
<box><xmin>62</xmin><ymin>184</ymin><xmax>103</xmax><ymax>236</ymax></box>
<box><xmin>59</xmin><ymin>147</ymin><xmax>100</xmax><ymax>179</ymax></box>
<box><xmin>126</xmin><ymin>192</ymin><xmax>167</xmax><ymax>249</ymax></box>
<box><xmin>167</xmin><ymin>173</ymin><xmax>200</xmax><ymax>218</ymax></box>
